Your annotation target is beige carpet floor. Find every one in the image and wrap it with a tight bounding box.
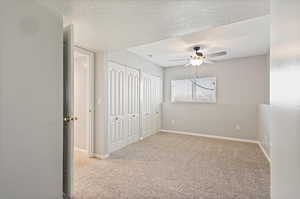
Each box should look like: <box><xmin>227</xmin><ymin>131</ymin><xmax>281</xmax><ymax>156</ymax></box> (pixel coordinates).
<box><xmin>74</xmin><ymin>132</ymin><xmax>270</xmax><ymax>199</ymax></box>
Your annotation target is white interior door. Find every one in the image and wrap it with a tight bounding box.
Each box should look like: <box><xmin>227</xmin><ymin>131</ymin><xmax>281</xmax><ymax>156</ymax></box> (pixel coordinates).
<box><xmin>108</xmin><ymin>65</ymin><xmax>161</xmax><ymax>152</ymax></box>
<box><xmin>153</xmin><ymin>77</ymin><xmax>162</xmax><ymax>133</ymax></box>
<box><xmin>150</xmin><ymin>76</ymin><xmax>157</xmax><ymax>135</ymax></box>
<box><xmin>142</xmin><ymin>74</ymin><xmax>151</xmax><ymax>137</ymax></box>
<box><xmin>142</xmin><ymin>73</ymin><xmax>158</xmax><ymax>137</ymax></box>
<box><xmin>126</xmin><ymin>67</ymin><xmax>140</xmax><ymax>144</ymax></box>
<box><xmin>63</xmin><ymin>25</ymin><xmax>74</xmax><ymax>199</ymax></box>
<box><xmin>73</xmin><ymin>47</ymin><xmax>95</xmax><ymax>156</ymax></box>
<box><xmin>151</xmin><ymin>76</ymin><xmax>162</xmax><ymax>135</ymax></box>
<box><xmin>74</xmin><ymin>51</ymin><xmax>89</xmax><ymax>152</ymax></box>
<box><xmin>108</xmin><ymin>62</ymin><xmax>126</xmax><ymax>152</ymax></box>
<box><xmin>142</xmin><ymin>74</ymin><xmax>162</xmax><ymax>138</ymax></box>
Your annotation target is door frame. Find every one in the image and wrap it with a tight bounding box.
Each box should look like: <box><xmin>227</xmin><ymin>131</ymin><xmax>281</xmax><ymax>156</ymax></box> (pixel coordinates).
<box><xmin>74</xmin><ymin>46</ymin><xmax>95</xmax><ymax>157</ymax></box>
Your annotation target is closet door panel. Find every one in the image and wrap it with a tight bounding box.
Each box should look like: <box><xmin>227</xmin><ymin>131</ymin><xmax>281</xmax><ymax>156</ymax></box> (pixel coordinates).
<box><xmin>108</xmin><ymin>62</ymin><xmax>127</xmax><ymax>152</ymax></box>
<box><xmin>142</xmin><ymin>74</ymin><xmax>162</xmax><ymax>137</ymax></box>
<box><xmin>150</xmin><ymin>76</ymin><xmax>156</xmax><ymax>135</ymax></box>
<box><xmin>142</xmin><ymin>74</ymin><xmax>151</xmax><ymax>137</ymax></box>
<box><xmin>127</xmin><ymin>67</ymin><xmax>140</xmax><ymax>144</ymax></box>
<box><xmin>154</xmin><ymin>77</ymin><xmax>162</xmax><ymax>133</ymax></box>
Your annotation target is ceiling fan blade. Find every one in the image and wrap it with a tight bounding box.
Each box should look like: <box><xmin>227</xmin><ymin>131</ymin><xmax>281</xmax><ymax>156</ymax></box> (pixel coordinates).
<box><xmin>207</xmin><ymin>51</ymin><xmax>227</xmax><ymax>58</ymax></box>
<box><xmin>169</xmin><ymin>58</ymin><xmax>189</xmax><ymax>62</ymax></box>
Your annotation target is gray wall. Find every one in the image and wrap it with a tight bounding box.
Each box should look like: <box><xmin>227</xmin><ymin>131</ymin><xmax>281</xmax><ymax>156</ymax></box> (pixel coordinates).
<box><xmin>257</xmin><ymin>55</ymin><xmax>271</xmax><ymax>156</ymax></box>
<box><xmin>163</xmin><ymin>55</ymin><xmax>269</xmax><ymax>140</ymax></box>
<box><xmin>94</xmin><ymin>50</ymin><xmax>163</xmax><ymax>155</ymax></box>
<box><xmin>269</xmin><ymin>0</ymin><xmax>300</xmax><ymax>198</ymax></box>
<box><xmin>0</xmin><ymin>1</ymin><xmax>63</xmax><ymax>198</ymax></box>
<box><xmin>94</xmin><ymin>51</ymin><xmax>107</xmax><ymax>155</ymax></box>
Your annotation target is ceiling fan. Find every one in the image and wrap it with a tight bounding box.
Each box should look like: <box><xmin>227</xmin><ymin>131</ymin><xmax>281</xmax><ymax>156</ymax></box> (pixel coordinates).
<box><xmin>170</xmin><ymin>46</ymin><xmax>227</xmax><ymax>66</ymax></box>
<box><xmin>169</xmin><ymin>46</ymin><xmax>227</xmax><ymax>77</ymax></box>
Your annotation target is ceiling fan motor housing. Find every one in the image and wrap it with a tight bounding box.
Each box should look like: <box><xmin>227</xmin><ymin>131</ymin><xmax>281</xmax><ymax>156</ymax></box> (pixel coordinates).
<box><xmin>193</xmin><ymin>46</ymin><xmax>203</xmax><ymax>57</ymax></box>
<box><xmin>193</xmin><ymin>46</ymin><xmax>200</xmax><ymax>51</ymax></box>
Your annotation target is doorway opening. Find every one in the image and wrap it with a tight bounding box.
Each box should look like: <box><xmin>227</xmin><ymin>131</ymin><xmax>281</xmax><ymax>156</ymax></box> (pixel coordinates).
<box><xmin>74</xmin><ymin>47</ymin><xmax>95</xmax><ymax>156</ymax></box>
<box><xmin>73</xmin><ymin>46</ymin><xmax>95</xmax><ymax>194</ymax></box>
<box><xmin>63</xmin><ymin>24</ymin><xmax>95</xmax><ymax>198</ymax></box>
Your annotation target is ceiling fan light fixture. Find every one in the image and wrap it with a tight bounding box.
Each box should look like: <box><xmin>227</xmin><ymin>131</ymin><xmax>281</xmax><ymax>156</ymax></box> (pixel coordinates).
<box><xmin>190</xmin><ymin>57</ymin><xmax>203</xmax><ymax>66</ymax></box>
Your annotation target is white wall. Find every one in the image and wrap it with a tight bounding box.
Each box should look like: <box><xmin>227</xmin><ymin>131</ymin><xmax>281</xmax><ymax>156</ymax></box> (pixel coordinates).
<box><xmin>163</xmin><ymin>55</ymin><xmax>269</xmax><ymax>140</ymax></box>
<box><xmin>269</xmin><ymin>0</ymin><xmax>300</xmax><ymax>198</ymax></box>
<box><xmin>94</xmin><ymin>51</ymin><xmax>107</xmax><ymax>156</ymax></box>
<box><xmin>94</xmin><ymin>50</ymin><xmax>163</xmax><ymax>155</ymax></box>
<box><xmin>107</xmin><ymin>50</ymin><xmax>163</xmax><ymax>78</ymax></box>
<box><xmin>0</xmin><ymin>1</ymin><xmax>63</xmax><ymax>198</ymax></box>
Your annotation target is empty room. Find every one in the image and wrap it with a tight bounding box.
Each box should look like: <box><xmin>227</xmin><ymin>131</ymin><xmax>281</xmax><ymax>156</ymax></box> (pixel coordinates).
<box><xmin>1</xmin><ymin>1</ymin><xmax>300</xmax><ymax>199</ymax></box>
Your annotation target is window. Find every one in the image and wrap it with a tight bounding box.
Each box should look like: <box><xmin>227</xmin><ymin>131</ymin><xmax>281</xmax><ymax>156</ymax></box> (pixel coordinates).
<box><xmin>171</xmin><ymin>77</ymin><xmax>216</xmax><ymax>103</ymax></box>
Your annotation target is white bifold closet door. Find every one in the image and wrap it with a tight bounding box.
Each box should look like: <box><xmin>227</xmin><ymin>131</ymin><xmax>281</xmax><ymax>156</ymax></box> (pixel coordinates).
<box><xmin>108</xmin><ymin>62</ymin><xmax>126</xmax><ymax>152</ymax></box>
<box><xmin>126</xmin><ymin>67</ymin><xmax>140</xmax><ymax>145</ymax></box>
<box><xmin>142</xmin><ymin>73</ymin><xmax>162</xmax><ymax>138</ymax></box>
<box><xmin>108</xmin><ymin>62</ymin><xmax>140</xmax><ymax>152</ymax></box>
<box><xmin>153</xmin><ymin>76</ymin><xmax>162</xmax><ymax>133</ymax></box>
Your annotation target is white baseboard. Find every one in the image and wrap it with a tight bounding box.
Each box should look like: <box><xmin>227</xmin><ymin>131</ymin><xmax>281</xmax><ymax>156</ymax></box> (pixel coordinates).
<box><xmin>160</xmin><ymin>129</ymin><xmax>271</xmax><ymax>163</ymax></box>
<box><xmin>75</xmin><ymin>147</ymin><xmax>88</xmax><ymax>153</ymax></box>
<box><xmin>93</xmin><ymin>153</ymin><xmax>110</xmax><ymax>159</ymax></box>
<box><xmin>258</xmin><ymin>143</ymin><xmax>271</xmax><ymax>163</ymax></box>
<box><xmin>160</xmin><ymin>129</ymin><xmax>259</xmax><ymax>144</ymax></box>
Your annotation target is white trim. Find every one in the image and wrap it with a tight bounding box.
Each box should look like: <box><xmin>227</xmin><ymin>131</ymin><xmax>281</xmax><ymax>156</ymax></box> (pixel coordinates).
<box><xmin>160</xmin><ymin>129</ymin><xmax>259</xmax><ymax>144</ymax></box>
<box><xmin>258</xmin><ymin>143</ymin><xmax>271</xmax><ymax>163</ymax></box>
<box><xmin>160</xmin><ymin>129</ymin><xmax>271</xmax><ymax>163</ymax></box>
<box><xmin>93</xmin><ymin>153</ymin><xmax>110</xmax><ymax>159</ymax></box>
<box><xmin>74</xmin><ymin>147</ymin><xmax>88</xmax><ymax>153</ymax></box>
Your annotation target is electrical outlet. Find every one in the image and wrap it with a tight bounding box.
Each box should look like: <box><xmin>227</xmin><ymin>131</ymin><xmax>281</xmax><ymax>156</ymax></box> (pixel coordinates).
<box><xmin>235</xmin><ymin>125</ymin><xmax>241</xmax><ymax>131</ymax></box>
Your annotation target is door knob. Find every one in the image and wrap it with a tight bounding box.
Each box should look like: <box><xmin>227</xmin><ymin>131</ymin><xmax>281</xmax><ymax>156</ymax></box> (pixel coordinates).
<box><xmin>132</xmin><ymin>115</ymin><xmax>135</xmax><ymax>117</ymax></box>
<box><xmin>64</xmin><ymin>116</ymin><xmax>71</xmax><ymax>122</ymax></box>
<box><xmin>64</xmin><ymin>116</ymin><xmax>77</xmax><ymax>122</ymax></box>
<box><xmin>115</xmin><ymin>117</ymin><xmax>119</xmax><ymax>120</ymax></box>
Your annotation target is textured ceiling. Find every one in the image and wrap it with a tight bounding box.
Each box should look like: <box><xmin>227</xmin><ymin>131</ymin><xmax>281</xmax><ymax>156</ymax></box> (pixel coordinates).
<box><xmin>38</xmin><ymin>0</ymin><xmax>269</xmax><ymax>51</ymax></box>
<box><xmin>128</xmin><ymin>16</ymin><xmax>270</xmax><ymax>67</ymax></box>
